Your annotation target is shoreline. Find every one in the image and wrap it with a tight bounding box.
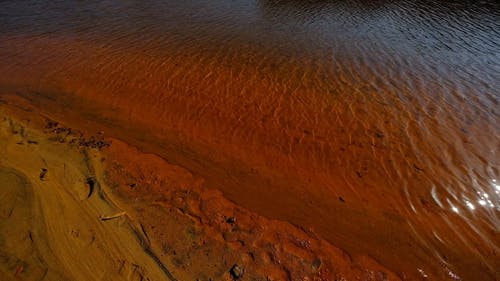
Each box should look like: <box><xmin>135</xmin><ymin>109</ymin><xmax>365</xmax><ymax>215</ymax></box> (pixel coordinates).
<box><xmin>1</xmin><ymin>85</ymin><xmax>496</xmax><ymax>280</ymax></box>
<box><xmin>1</xmin><ymin>85</ymin><xmax>498</xmax><ymax>280</ymax></box>
<box><xmin>0</xmin><ymin>105</ymin><xmax>175</xmax><ymax>280</ymax></box>
<box><xmin>0</xmin><ymin>99</ymin><xmax>402</xmax><ymax>280</ymax></box>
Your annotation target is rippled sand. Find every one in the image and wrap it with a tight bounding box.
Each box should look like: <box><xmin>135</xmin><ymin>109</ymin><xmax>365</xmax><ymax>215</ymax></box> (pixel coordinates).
<box><xmin>0</xmin><ymin>0</ymin><xmax>499</xmax><ymax>280</ymax></box>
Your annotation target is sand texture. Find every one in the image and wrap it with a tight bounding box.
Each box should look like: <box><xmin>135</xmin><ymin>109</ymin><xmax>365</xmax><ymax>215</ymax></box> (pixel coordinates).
<box><xmin>0</xmin><ymin>107</ymin><xmax>179</xmax><ymax>280</ymax></box>
<box><xmin>0</xmin><ymin>102</ymin><xmax>407</xmax><ymax>281</ymax></box>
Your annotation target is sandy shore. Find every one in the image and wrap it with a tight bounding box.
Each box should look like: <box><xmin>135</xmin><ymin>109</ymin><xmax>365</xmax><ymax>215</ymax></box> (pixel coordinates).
<box><xmin>0</xmin><ymin>101</ymin><xmax>405</xmax><ymax>280</ymax></box>
<box><xmin>0</xmin><ymin>105</ymin><xmax>177</xmax><ymax>280</ymax></box>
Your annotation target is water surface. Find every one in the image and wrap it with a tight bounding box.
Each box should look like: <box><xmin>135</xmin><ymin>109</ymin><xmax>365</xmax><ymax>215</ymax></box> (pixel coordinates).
<box><xmin>1</xmin><ymin>0</ymin><xmax>499</xmax><ymax>279</ymax></box>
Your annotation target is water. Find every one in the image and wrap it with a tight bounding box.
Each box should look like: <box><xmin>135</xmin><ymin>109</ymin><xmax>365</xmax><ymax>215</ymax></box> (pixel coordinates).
<box><xmin>1</xmin><ymin>0</ymin><xmax>499</xmax><ymax>279</ymax></box>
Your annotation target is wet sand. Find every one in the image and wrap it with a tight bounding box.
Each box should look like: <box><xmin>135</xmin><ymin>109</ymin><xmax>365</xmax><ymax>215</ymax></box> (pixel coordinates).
<box><xmin>0</xmin><ymin>101</ymin><xmax>407</xmax><ymax>280</ymax></box>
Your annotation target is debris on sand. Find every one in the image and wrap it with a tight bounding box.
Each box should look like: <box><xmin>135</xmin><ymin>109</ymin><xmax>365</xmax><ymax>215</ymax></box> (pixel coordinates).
<box><xmin>86</xmin><ymin>177</ymin><xmax>96</xmax><ymax>198</ymax></box>
<box><xmin>100</xmin><ymin>211</ymin><xmax>126</xmax><ymax>221</ymax></box>
<box><xmin>229</xmin><ymin>264</ymin><xmax>244</xmax><ymax>280</ymax></box>
<box><xmin>45</xmin><ymin>120</ymin><xmax>59</xmax><ymax>129</ymax></box>
<box><xmin>45</xmin><ymin>119</ymin><xmax>111</xmax><ymax>149</ymax></box>
<box><xmin>39</xmin><ymin>168</ymin><xmax>48</xmax><ymax>181</ymax></box>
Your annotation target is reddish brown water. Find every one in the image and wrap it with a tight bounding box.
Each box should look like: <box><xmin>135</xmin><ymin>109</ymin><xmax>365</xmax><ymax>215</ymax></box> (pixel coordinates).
<box><xmin>1</xmin><ymin>0</ymin><xmax>499</xmax><ymax>279</ymax></box>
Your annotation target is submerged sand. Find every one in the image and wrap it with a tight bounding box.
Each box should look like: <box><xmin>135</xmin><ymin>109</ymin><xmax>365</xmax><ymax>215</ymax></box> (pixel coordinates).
<box><xmin>0</xmin><ymin>100</ymin><xmax>406</xmax><ymax>280</ymax></box>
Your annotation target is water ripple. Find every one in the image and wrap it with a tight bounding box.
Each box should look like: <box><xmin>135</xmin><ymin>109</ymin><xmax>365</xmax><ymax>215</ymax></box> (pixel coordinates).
<box><xmin>0</xmin><ymin>0</ymin><xmax>499</xmax><ymax>279</ymax></box>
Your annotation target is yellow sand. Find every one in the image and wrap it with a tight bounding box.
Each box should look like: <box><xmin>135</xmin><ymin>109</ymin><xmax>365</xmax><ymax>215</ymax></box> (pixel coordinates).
<box><xmin>0</xmin><ymin>112</ymin><xmax>177</xmax><ymax>281</ymax></box>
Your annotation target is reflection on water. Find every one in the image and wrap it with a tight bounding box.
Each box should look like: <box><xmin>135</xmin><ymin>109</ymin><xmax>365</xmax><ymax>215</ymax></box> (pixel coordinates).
<box><xmin>0</xmin><ymin>0</ymin><xmax>499</xmax><ymax>279</ymax></box>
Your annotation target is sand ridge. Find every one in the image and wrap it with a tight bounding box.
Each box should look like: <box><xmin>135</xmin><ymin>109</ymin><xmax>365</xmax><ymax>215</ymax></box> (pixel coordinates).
<box><xmin>0</xmin><ymin>108</ymin><xmax>176</xmax><ymax>280</ymax></box>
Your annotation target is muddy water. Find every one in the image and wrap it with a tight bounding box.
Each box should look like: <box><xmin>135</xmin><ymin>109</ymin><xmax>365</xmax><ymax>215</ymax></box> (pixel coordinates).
<box><xmin>0</xmin><ymin>0</ymin><xmax>499</xmax><ymax>280</ymax></box>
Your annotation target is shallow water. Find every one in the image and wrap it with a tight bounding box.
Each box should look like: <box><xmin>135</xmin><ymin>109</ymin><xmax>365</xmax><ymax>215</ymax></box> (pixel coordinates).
<box><xmin>1</xmin><ymin>0</ymin><xmax>499</xmax><ymax>279</ymax></box>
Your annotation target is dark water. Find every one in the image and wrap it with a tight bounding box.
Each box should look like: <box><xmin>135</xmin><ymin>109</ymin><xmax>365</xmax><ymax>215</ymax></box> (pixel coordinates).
<box><xmin>1</xmin><ymin>0</ymin><xmax>499</xmax><ymax>279</ymax></box>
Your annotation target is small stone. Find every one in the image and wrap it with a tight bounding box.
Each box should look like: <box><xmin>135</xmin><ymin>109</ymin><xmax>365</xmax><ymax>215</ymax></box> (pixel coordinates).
<box><xmin>226</xmin><ymin>216</ymin><xmax>236</xmax><ymax>225</ymax></box>
<box><xmin>312</xmin><ymin>258</ymin><xmax>322</xmax><ymax>271</ymax></box>
<box><xmin>229</xmin><ymin>264</ymin><xmax>244</xmax><ymax>280</ymax></box>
